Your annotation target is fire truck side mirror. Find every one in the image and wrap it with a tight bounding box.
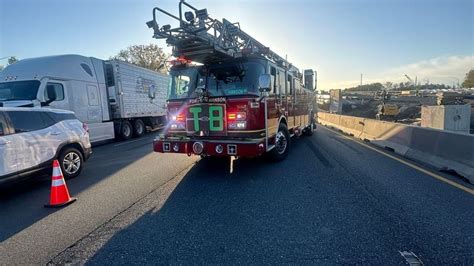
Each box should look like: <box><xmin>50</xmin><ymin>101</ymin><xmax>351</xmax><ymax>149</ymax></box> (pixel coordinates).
<box><xmin>258</xmin><ymin>74</ymin><xmax>271</xmax><ymax>93</ymax></box>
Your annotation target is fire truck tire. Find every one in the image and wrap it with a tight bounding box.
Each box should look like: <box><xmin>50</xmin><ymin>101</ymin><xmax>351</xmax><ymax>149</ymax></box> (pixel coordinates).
<box><xmin>270</xmin><ymin>124</ymin><xmax>290</xmax><ymax>161</ymax></box>
<box><xmin>303</xmin><ymin>125</ymin><xmax>313</xmax><ymax>136</ymax></box>
<box><xmin>303</xmin><ymin>113</ymin><xmax>316</xmax><ymax>136</ymax></box>
<box><xmin>133</xmin><ymin>119</ymin><xmax>145</xmax><ymax>138</ymax></box>
<box><xmin>119</xmin><ymin>120</ymin><xmax>133</xmax><ymax>140</ymax></box>
<box><xmin>303</xmin><ymin>122</ymin><xmax>316</xmax><ymax>136</ymax></box>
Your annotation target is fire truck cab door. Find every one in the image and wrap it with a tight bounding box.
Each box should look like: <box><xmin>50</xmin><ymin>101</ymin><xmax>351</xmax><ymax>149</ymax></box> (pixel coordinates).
<box><xmin>276</xmin><ymin>69</ymin><xmax>287</xmax><ymax>117</ymax></box>
<box><xmin>287</xmin><ymin>73</ymin><xmax>296</xmax><ymax>129</ymax></box>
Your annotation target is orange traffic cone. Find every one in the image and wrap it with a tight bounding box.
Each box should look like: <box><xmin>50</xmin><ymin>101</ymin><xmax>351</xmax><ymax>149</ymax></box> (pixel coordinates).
<box><xmin>45</xmin><ymin>160</ymin><xmax>77</xmax><ymax>208</ymax></box>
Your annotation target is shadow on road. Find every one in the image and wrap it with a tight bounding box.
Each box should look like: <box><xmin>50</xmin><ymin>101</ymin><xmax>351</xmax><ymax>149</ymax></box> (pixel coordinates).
<box><xmin>72</xmin><ymin>130</ymin><xmax>473</xmax><ymax>264</ymax></box>
<box><xmin>0</xmin><ymin>134</ymin><xmax>156</xmax><ymax>242</ymax></box>
<box><xmin>84</xmin><ymin>138</ymin><xmax>377</xmax><ymax>264</ymax></box>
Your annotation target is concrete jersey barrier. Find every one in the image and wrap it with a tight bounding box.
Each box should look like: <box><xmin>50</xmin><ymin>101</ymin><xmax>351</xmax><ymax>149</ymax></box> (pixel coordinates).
<box><xmin>359</xmin><ymin>119</ymin><xmax>414</xmax><ymax>156</ymax></box>
<box><xmin>318</xmin><ymin>112</ymin><xmax>474</xmax><ymax>183</ymax></box>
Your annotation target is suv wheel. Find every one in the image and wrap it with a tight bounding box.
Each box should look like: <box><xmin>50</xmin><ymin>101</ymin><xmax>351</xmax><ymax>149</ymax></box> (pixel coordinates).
<box><xmin>133</xmin><ymin>119</ymin><xmax>145</xmax><ymax>138</ymax></box>
<box><xmin>119</xmin><ymin>120</ymin><xmax>133</xmax><ymax>140</ymax></box>
<box><xmin>59</xmin><ymin>147</ymin><xmax>84</xmax><ymax>179</ymax></box>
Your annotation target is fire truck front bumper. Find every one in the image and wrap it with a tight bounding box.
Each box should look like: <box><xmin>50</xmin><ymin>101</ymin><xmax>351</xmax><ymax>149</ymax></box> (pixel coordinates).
<box><xmin>153</xmin><ymin>137</ymin><xmax>267</xmax><ymax>157</ymax></box>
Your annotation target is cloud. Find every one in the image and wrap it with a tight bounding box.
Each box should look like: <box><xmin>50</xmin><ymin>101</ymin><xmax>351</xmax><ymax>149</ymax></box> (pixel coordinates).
<box><xmin>386</xmin><ymin>55</ymin><xmax>473</xmax><ymax>83</ymax></box>
<box><xmin>324</xmin><ymin>55</ymin><xmax>473</xmax><ymax>90</ymax></box>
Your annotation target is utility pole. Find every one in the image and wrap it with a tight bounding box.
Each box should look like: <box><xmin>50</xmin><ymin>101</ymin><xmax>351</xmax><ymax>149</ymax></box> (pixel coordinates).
<box><xmin>360</xmin><ymin>73</ymin><xmax>363</xmax><ymax>87</ymax></box>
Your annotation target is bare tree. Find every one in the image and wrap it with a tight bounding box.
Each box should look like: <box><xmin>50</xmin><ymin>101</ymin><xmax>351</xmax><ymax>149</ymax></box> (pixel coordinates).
<box><xmin>112</xmin><ymin>44</ymin><xmax>169</xmax><ymax>74</ymax></box>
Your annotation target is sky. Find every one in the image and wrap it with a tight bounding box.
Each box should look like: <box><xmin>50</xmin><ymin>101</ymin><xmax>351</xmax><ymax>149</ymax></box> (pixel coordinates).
<box><xmin>0</xmin><ymin>0</ymin><xmax>473</xmax><ymax>90</ymax></box>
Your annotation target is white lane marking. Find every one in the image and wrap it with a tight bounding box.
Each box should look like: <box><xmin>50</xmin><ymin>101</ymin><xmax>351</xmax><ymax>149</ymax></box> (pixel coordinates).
<box><xmin>399</xmin><ymin>250</ymin><xmax>424</xmax><ymax>265</ymax></box>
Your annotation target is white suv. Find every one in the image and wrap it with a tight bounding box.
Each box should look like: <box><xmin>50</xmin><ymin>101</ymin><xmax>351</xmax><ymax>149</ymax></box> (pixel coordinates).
<box><xmin>0</xmin><ymin>107</ymin><xmax>92</xmax><ymax>184</ymax></box>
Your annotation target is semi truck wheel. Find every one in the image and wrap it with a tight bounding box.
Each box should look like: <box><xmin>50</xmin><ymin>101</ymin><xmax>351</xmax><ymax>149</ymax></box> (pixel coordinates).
<box><xmin>269</xmin><ymin>124</ymin><xmax>290</xmax><ymax>161</ymax></box>
<box><xmin>119</xmin><ymin>120</ymin><xmax>133</xmax><ymax>140</ymax></box>
<box><xmin>133</xmin><ymin>119</ymin><xmax>145</xmax><ymax>138</ymax></box>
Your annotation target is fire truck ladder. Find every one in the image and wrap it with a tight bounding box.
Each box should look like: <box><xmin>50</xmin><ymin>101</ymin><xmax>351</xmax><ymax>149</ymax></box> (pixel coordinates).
<box><xmin>146</xmin><ymin>0</ymin><xmax>297</xmax><ymax>72</ymax></box>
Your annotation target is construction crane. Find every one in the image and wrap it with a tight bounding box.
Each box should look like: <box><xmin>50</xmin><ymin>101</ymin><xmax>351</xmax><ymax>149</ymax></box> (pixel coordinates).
<box><xmin>404</xmin><ymin>74</ymin><xmax>418</xmax><ymax>95</ymax></box>
<box><xmin>146</xmin><ymin>0</ymin><xmax>300</xmax><ymax>75</ymax></box>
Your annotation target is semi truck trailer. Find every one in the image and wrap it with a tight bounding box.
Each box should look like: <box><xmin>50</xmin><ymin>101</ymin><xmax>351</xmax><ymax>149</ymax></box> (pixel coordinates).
<box><xmin>0</xmin><ymin>55</ymin><xmax>169</xmax><ymax>143</ymax></box>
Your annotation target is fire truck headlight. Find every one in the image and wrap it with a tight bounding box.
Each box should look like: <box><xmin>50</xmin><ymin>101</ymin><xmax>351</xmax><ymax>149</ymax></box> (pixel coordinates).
<box><xmin>228</xmin><ymin>121</ymin><xmax>247</xmax><ymax>129</ymax></box>
<box><xmin>170</xmin><ymin>122</ymin><xmax>185</xmax><ymax>130</ymax></box>
<box><xmin>169</xmin><ymin>113</ymin><xmax>185</xmax><ymax>130</ymax></box>
<box><xmin>227</xmin><ymin>112</ymin><xmax>246</xmax><ymax>121</ymax></box>
<box><xmin>170</xmin><ymin>113</ymin><xmax>185</xmax><ymax>122</ymax></box>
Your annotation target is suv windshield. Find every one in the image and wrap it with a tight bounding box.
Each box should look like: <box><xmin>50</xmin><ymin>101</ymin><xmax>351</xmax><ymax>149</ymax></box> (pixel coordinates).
<box><xmin>168</xmin><ymin>61</ymin><xmax>265</xmax><ymax>100</ymax></box>
<box><xmin>0</xmin><ymin>80</ymin><xmax>41</xmax><ymax>101</ymax></box>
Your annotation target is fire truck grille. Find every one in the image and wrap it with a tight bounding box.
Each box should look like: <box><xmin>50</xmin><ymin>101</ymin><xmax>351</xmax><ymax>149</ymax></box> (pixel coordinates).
<box><xmin>186</xmin><ymin>104</ymin><xmax>227</xmax><ymax>137</ymax></box>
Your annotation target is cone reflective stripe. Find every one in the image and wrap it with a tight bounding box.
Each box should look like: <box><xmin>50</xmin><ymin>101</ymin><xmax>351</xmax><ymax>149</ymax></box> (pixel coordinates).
<box><xmin>52</xmin><ymin>179</ymin><xmax>65</xmax><ymax>187</ymax></box>
<box><xmin>52</xmin><ymin>161</ymin><xmax>62</xmax><ymax>179</ymax></box>
<box><xmin>45</xmin><ymin>160</ymin><xmax>76</xmax><ymax>208</ymax></box>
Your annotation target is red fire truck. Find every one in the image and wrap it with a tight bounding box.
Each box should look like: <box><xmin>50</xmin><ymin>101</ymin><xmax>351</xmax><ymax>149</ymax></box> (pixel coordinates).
<box><xmin>147</xmin><ymin>1</ymin><xmax>317</xmax><ymax>161</ymax></box>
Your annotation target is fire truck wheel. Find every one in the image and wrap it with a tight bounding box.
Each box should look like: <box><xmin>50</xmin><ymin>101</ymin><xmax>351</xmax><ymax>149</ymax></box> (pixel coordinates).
<box><xmin>303</xmin><ymin>123</ymin><xmax>314</xmax><ymax>136</ymax></box>
<box><xmin>133</xmin><ymin>119</ymin><xmax>145</xmax><ymax>138</ymax></box>
<box><xmin>270</xmin><ymin>124</ymin><xmax>290</xmax><ymax>161</ymax></box>
<box><xmin>119</xmin><ymin>120</ymin><xmax>133</xmax><ymax>140</ymax></box>
<box><xmin>303</xmin><ymin>112</ymin><xmax>316</xmax><ymax>136</ymax></box>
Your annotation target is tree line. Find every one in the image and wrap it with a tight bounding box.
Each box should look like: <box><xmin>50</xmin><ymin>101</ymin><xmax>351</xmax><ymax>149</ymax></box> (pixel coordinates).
<box><xmin>344</xmin><ymin>70</ymin><xmax>474</xmax><ymax>91</ymax></box>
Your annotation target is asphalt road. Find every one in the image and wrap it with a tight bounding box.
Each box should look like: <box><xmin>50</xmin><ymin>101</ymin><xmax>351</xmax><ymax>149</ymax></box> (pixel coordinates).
<box><xmin>1</xmin><ymin>126</ymin><xmax>473</xmax><ymax>264</ymax></box>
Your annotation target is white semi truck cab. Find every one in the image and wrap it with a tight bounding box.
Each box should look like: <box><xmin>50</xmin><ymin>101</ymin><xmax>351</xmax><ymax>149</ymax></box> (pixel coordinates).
<box><xmin>0</xmin><ymin>55</ymin><xmax>169</xmax><ymax>143</ymax></box>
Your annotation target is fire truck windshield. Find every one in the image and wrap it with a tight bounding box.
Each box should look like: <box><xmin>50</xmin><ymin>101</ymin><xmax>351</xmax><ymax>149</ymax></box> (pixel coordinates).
<box><xmin>168</xmin><ymin>67</ymin><xmax>200</xmax><ymax>100</ymax></box>
<box><xmin>206</xmin><ymin>62</ymin><xmax>265</xmax><ymax>97</ymax></box>
<box><xmin>168</xmin><ymin>62</ymin><xmax>265</xmax><ymax>100</ymax></box>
